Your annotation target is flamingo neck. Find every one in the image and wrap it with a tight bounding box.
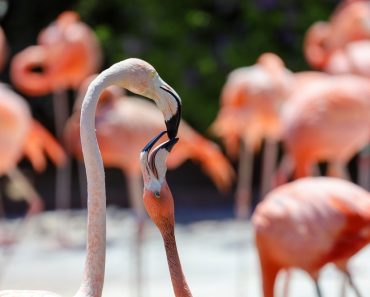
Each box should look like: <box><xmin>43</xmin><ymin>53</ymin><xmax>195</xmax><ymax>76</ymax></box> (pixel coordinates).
<box><xmin>161</xmin><ymin>226</ymin><xmax>193</xmax><ymax>297</ymax></box>
<box><xmin>76</xmin><ymin>71</ymin><xmax>116</xmax><ymax>297</ymax></box>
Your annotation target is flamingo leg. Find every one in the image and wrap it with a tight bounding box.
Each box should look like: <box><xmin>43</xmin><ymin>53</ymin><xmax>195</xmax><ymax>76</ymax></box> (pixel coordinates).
<box><xmin>358</xmin><ymin>146</ymin><xmax>370</xmax><ymax>191</ymax></box>
<box><xmin>126</xmin><ymin>171</ymin><xmax>146</xmax><ymax>297</ymax></box>
<box><xmin>273</xmin><ymin>153</ymin><xmax>293</xmax><ymax>187</ymax></box>
<box><xmin>6</xmin><ymin>167</ymin><xmax>44</xmax><ymax>216</ymax></box>
<box><xmin>260</xmin><ymin>139</ymin><xmax>278</xmax><ymax>198</ymax></box>
<box><xmin>235</xmin><ymin>140</ymin><xmax>254</xmax><ymax>219</ymax></box>
<box><xmin>0</xmin><ymin>188</ymin><xmax>4</xmax><ymax>218</ymax></box>
<box><xmin>53</xmin><ymin>90</ymin><xmax>72</xmax><ymax>210</ymax></box>
<box><xmin>327</xmin><ymin>161</ymin><xmax>350</xmax><ymax>180</ymax></box>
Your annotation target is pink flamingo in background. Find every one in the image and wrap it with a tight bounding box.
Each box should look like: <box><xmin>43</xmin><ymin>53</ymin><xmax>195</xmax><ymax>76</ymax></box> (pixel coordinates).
<box><xmin>0</xmin><ymin>58</ymin><xmax>181</xmax><ymax>297</ymax></box>
<box><xmin>140</xmin><ymin>131</ymin><xmax>193</xmax><ymax>297</ymax></box>
<box><xmin>0</xmin><ymin>83</ymin><xmax>66</xmax><ymax>241</ymax></box>
<box><xmin>10</xmin><ymin>11</ymin><xmax>102</xmax><ymax>96</ymax></box>
<box><xmin>212</xmin><ymin>51</ymin><xmax>370</xmax><ymax>220</ymax></box>
<box><xmin>64</xmin><ymin>77</ymin><xmax>234</xmax><ymax>297</ymax></box>
<box><xmin>252</xmin><ymin>177</ymin><xmax>370</xmax><ymax>297</ymax></box>
<box><xmin>304</xmin><ymin>0</ymin><xmax>370</xmax><ymax>76</ymax></box>
<box><xmin>10</xmin><ymin>11</ymin><xmax>103</xmax><ymax>209</ymax></box>
<box><xmin>210</xmin><ymin>53</ymin><xmax>293</xmax><ymax>218</ymax></box>
<box><xmin>278</xmin><ymin>74</ymin><xmax>370</xmax><ymax>183</ymax></box>
<box><xmin>304</xmin><ymin>0</ymin><xmax>370</xmax><ymax>189</ymax></box>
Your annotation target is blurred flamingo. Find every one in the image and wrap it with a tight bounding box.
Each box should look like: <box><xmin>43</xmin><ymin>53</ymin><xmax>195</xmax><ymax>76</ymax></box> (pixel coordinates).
<box><xmin>0</xmin><ymin>83</ymin><xmax>66</xmax><ymax>244</ymax></box>
<box><xmin>304</xmin><ymin>0</ymin><xmax>370</xmax><ymax>76</ymax></box>
<box><xmin>304</xmin><ymin>0</ymin><xmax>370</xmax><ymax>189</ymax></box>
<box><xmin>252</xmin><ymin>176</ymin><xmax>370</xmax><ymax>297</ymax></box>
<box><xmin>140</xmin><ymin>131</ymin><xmax>193</xmax><ymax>297</ymax></box>
<box><xmin>10</xmin><ymin>11</ymin><xmax>102</xmax><ymax>209</ymax></box>
<box><xmin>213</xmin><ymin>53</ymin><xmax>370</xmax><ymax>216</ymax></box>
<box><xmin>278</xmin><ymin>74</ymin><xmax>370</xmax><ymax>183</ymax></box>
<box><xmin>210</xmin><ymin>53</ymin><xmax>293</xmax><ymax>218</ymax></box>
<box><xmin>10</xmin><ymin>11</ymin><xmax>102</xmax><ymax>96</ymax></box>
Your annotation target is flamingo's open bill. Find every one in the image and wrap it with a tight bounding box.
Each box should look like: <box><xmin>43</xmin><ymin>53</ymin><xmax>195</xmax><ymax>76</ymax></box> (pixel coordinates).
<box><xmin>140</xmin><ymin>131</ymin><xmax>179</xmax><ymax>198</ymax></box>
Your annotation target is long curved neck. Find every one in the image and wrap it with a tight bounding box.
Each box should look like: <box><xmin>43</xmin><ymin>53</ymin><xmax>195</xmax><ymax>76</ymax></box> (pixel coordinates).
<box><xmin>75</xmin><ymin>69</ymin><xmax>119</xmax><ymax>297</ymax></box>
<box><xmin>161</xmin><ymin>226</ymin><xmax>193</xmax><ymax>297</ymax></box>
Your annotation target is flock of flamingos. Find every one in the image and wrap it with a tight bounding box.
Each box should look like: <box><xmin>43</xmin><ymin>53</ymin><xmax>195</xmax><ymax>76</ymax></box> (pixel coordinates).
<box><xmin>0</xmin><ymin>0</ymin><xmax>370</xmax><ymax>296</ymax></box>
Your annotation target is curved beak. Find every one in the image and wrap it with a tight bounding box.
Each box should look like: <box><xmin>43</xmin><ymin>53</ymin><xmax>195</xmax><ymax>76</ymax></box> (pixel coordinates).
<box><xmin>140</xmin><ymin>131</ymin><xmax>179</xmax><ymax>182</ymax></box>
<box><xmin>141</xmin><ymin>130</ymin><xmax>167</xmax><ymax>154</ymax></box>
<box><xmin>159</xmin><ymin>85</ymin><xmax>181</xmax><ymax>139</ymax></box>
<box><xmin>157</xmin><ymin>137</ymin><xmax>179</xmax><ymax>153</ymax></box>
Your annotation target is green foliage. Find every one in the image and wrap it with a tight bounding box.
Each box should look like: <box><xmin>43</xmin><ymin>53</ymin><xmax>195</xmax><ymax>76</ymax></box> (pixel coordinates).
<box><xmin>72</xmin><ymin>0</ymin><xmax>337</xmax><ymax>133</ymax></box>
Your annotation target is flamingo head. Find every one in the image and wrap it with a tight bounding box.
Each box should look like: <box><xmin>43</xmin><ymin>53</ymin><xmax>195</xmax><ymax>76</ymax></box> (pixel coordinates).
<box><xmin>112</xmin><ymin>58</ymin><xmax>182</xmax><ymax>139</ymax></box>
<box><xmin>140</xmin><ymin>131</ymin><xmax>179</xmax><ymax>231</ymax></box>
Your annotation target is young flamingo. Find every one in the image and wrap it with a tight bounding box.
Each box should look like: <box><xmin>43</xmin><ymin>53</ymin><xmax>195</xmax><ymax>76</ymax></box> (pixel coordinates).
<box><xmin>140</xmin><ymin>131</ymin><xmax>193</xmax><ymax>297</ymax></box>
<box><xmin>0</xmin><ymin>58</ymin><xmax>181</xmax><ymax>297</ymax></box>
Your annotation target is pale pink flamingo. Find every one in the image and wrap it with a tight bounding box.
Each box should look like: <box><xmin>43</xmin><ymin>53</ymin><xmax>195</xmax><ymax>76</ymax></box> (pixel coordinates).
<box><xmin>278</xmin><ymin>74</ymin><xmax>370</xmax><ymax>182</ymax></box>
<box><xmin>140</xmin><ymin>131</ymin><xmax>193</xmax><ymax>297</ymax></box>
<box><xmin>304</xmin><ymin>0</ymin><xmax>370</xmax><ymax>189</ymax></box>
<box><xmin>0</xmin><ymin>83</ymin><xmax>66</xmax><ymax>250</ymax></box>
<box><xmin>210</xmin><ymin>53</ymin><xmax>293</xmax><ymax>218</ymax></box>
<box><xmin>252</xmin><ymin>176</ymin><xmax>370</xmax><ymax>297</ymax></box>
<box><xmin>10</xmin><ymin>10</ymin><xmax>103</xmax><ymax>209</ymax></box>
<box><xmin>304</xmin><ymin>0</ymin><xmax>370</xmax><ymax>76</ymax></box>
<box><xmin>0</xmin><ymin>58</ymin><xmax>181</xmax><ymax>296</ymax></box>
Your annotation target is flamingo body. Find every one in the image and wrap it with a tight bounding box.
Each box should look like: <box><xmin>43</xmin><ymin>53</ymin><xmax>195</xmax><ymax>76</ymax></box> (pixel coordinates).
<box><xmin>253</xmin><ymin>177</ymin><xmax>370</xmax><ymax>297</ymax></box>
<box><xmin>282</xmin><ymin>75</ymin><xmax>370</xmax><ymax>177</ymax></box>
<box><xmin>0</xmin><ymin>85</ymin><xmax>31</xmax><ymax>174</ymax></box>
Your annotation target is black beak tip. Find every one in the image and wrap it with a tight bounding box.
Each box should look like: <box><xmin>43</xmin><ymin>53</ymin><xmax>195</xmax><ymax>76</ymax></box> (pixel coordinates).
<box><xmin>164</xmin><ymin>137</ymin><xmax>179</xmax><ymax>152</ymax></box>
<box><xmin>165</xmin><ymin>114</ymin><xmax>181</xmax><ymax>139</ymax></box>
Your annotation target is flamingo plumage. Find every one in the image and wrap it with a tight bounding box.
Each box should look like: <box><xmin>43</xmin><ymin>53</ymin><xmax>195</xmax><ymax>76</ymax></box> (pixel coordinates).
<box><xmin>252</xmin><ymin>177</ymin><xmax>370</xmax><ymax>297</ymax></box>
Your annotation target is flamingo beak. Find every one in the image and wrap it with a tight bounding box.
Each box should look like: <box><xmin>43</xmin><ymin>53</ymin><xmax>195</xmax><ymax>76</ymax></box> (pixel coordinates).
<box><xmin>141</xmin><ymin>130</ymin><xmax>167</xmax><ymax>154</ymax></box>
<box><xmin>159</xmin><ymin>85</ymin><xmax>181</xmax><ymax>139</ymax></box>
<box><xmin>158</xmin><ymin>137</ymin><xmax>179</xmax><ymax>153</ymax></box>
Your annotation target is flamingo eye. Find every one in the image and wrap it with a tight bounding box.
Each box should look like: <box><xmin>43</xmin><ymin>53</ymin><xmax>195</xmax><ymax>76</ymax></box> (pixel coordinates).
<box><xmin>154</xmin><ymin>191</ymin><xmax>160</xmax><ymax>198</ymax></box>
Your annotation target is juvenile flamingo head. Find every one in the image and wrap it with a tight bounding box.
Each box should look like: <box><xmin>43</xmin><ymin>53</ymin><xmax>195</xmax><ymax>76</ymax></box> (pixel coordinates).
<box><xmin>140</xmin><ymin>131</ymin><xmax>179</xmax><ymax>231</ymax></box>
<box><xmin>111</xmin><ymin>58</ymin><xmax>182</xmax><ymax>139</ymax></box>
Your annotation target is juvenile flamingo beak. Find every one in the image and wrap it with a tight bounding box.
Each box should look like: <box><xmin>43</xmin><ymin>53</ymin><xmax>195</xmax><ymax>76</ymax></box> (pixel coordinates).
<box><xmin>159</xmin><ymin>86</ymin><xmax>181</xmax><ymax>139</ymax></box>
<box><xmin>141</xmin><ymin>130</ymin><xmax>167</xmax><ymax>154</ymax></box>
<box><xmin>140</xmin><ymin>130</ymin><xmax>179</xmax><ymax>183</ymax></box>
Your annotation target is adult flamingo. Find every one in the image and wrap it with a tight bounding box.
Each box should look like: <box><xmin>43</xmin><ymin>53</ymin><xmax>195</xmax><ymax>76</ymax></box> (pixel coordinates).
<box><xmin>210</xmin><ymin>53</ymin><xmax>293</xmax><ymax>218</ymax></box>
<box><xmin>140</xmin><ymin>131</ymin><xmax>193</xmax><ymax>297</ymax></box>
<box><xmin>279</xmin><ymin>74</ymin><xmax>370</xmax><ymax>182</ymax></box>
<box><xmin>0</xmin><ymin>58</ymin><xmax>181</xmax><ymax>296</ymax></box>
<box><xmin>10</xmin><ymin>10</ymin><xmax>103</xmax><ymax>209</ymax></box>
<box><xmin>304</xmin><ymin>0</ymin><xmax>370</xmax><ymax>76</ymax></box>
<box><xmin>10</xmin><ymin>11</ymin><xmax>102</xmax><ymax>96</ymax></box>
<box><xmin>0</xmin><ymin>83</ymin><xmax>66</xmax><ymax>217</ymax></box>
<box><xmin>304</xmin><ymin>0</ymin><xmax>370</xmax><ymax>190</ymax></box>
<box><xmin>252</xmin><ymin>177</ymin><xmax>370</xmax><ymax>297</ymax></box>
